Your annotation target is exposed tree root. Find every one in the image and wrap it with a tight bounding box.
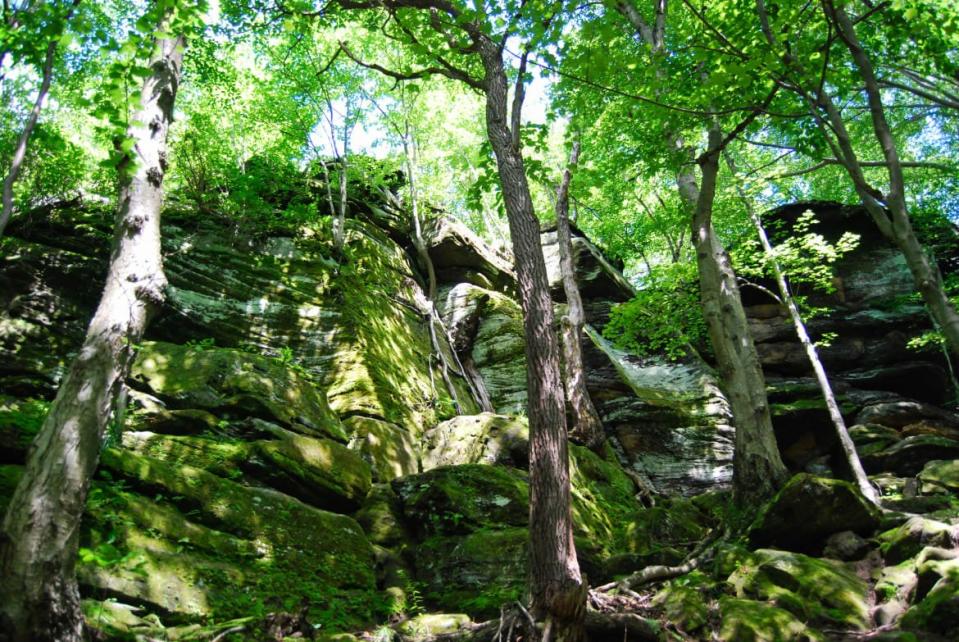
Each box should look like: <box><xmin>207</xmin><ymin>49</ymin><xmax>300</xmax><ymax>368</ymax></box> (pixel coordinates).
<box><xmin>420</xmin><ymin>600</ymin><xmax>663</xmax><ymax>642</ymax></box>
<box><xmin>596</xmin><ymin>530</ymin><xmax>724</xmax><ymax>593</ymax></box>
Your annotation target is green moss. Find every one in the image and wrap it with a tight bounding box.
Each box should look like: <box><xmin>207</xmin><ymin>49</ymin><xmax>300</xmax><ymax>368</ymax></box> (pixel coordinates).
<box><xmin>653</xmin><ymin>572</ymin><xmax>714</xmax><ymax>632</ymax></box>
<box><xmin>122</xmin><ymin>432</ymin><xmax>250</xmax><ymax>479</ymax></box>
<box><xmin>132</xmin><ymin>341</ymin><xmax>346</xmax><ymax>441</ymax></box>
<box><xmin>97</xmin><ymin>448</ymin><xmax>379</xmax><ymax>629</ymax></box>
<box><xmin>0</xmin><ymin>397</ymin><xmax>50</xmax><ymax>448</ymax></box>
<box><xmin>719</xmin><ymin>597</ymin><xmax>824</xmax><ymax>642</ymax></box>
<box><xmin>726</xmin><ymin>549</ymin><xmax>869</xmax><ymax>629</ymax></box>
<box><xmin>0</xmin><ymin>464</ymin><xmax>24</xmax><ymax>515</ymax></box>
<box><xmin>900</xmin><ymin>569</ymin><xmax>959</xmax><ymax>634</ymax></box>
<box><xmin>254</xmin><ymin>432</ymin><xmax>372</xmax><ymax>510</ymax></box>
<box><xmin>393</xmin><ymin>464</ymin><xmax>529</xmax><ymax>535</ymax></box>
<box><xmin>414</xmin><ymin>528</ymin><xmax>527</xmax><ymax>618</ymax></box>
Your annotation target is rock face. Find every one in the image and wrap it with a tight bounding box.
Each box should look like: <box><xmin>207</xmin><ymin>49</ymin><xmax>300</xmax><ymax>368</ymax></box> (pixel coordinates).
<box><xmin>434</xmin><ymin>221</ymin><xmax>736</xmax><ymax>495</ymax></box>
<box><xmin>747</xmin><ymin>202</ymin><xmax>959</xmax><ymax>482</ymax></box>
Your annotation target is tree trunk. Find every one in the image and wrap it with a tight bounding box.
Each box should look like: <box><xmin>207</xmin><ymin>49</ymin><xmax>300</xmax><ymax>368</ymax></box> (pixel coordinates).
<box><xmin>614</xmin><ymin>0</ymin><xmax>786</xmax><ymax>506</ymax></box>
<box><xmin>0</xmin><ymin>0</ymin><xmax>80</xmax><ymax>239</ymax></box>
<box><xmin>825</xmin><ymin>0</ymin><xmax>959</xmax><ymax>359</ymax></box>
<box><xmin>688</xmin><ymin>128</ymin><xmax>787</xmax><ymax>507</ymax></box>
<box><xmin>726</xmin><ymin>156</ymin><xmax>878</xmax><ymax>505</ymax></box>
<box><xmin>0</xmin><ymin>25</ymin><xmax>184</xmax><ymax>642</ymax></box>
<box><xmin>554</xmin><ymin>140</ymin><xmax>605</xmax><ymax>451</ymax></box>
<box><xmin>478</xmin><ymin>38</ymin><xmax>585</xmax><ymax>641</ymax></box>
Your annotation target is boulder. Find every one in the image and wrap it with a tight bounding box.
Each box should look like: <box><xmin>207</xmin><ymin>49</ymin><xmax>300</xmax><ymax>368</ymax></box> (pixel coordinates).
<box><xmin>425</xmin><ymin>217</ymin><xmax>515</xmax><ymax>294</ymax></box>
<box><xmin>354</xmin><ymin>484</ymin><xmax>409</xmax><ymax>547</ymax></box>
<box><xmin>398</xmin><ymin>613</ymin><xmax>472</xmax><ymax>638</ymax></box>
<box><xmin>252</xmin><ymin>431</ymin><xmax>372</xmax><ymax>512</ymax></box>
<box><xmin>540</xmin><ymin>226</ymin><xmax>635</xmax><ymax>304</ymax></box>
<box><xmin>878</xmin><ymin>517</ymin><xmax>959</xmax><ymax>564</ymax></box>
<box><xmin>855</xmin><ymin>400</ymin><xmax>959</xmax><ymax>430</ymax></box>
<box><xmin>393</xmin><ymin>464</ymin><xmax>529</xmax><ymax>536</ymax></box>
<box><xmin>901</xmin><ymin>566</ymin><xmax>959</xmax><ymax>635</ymax></box>
<box><xmin>90</xmin><ymin>448</ymin><xmax>377</xmax><ymax>626</ymax></box>
<box><xmin>718</xmin><ymin>597</ymin><xmax>823</xmax><ymax>642</ymax></box>
<box><xmin>863</xmin><ymin>435</ymin><xmax>959</xmax><ymax>476</ymax></box>
<box><xmin>412</xmin><ymin>528</ymin><xmax>527</xmax><ymax>618</ymax></box>
<box><xmin>652</xmin><ymin>575</ymin><xmax>711</xmax><ymax>633</ymax></box>
<box><xmin>726</xmin><ymin>549</ymin><xmax>870</xmax><ymax>629</ymax></box>
<box><xmin>748</xmin><ymin>474</ymin><xmax>881</xmax><ymax>552</ymax></box>
<box><xmin>421</xmin><ymin>413</ymin><xmax>528</xmax><ymax>470</ymax></box>
<box><xmin>822</xmin><ymin>530</ymin><xmax>871</xmax><ymax>561</ymax></box>
<box><xmin>918</xmin><ymin>459</ymin><xmax>959</xmax><ymax>494</ymax></box>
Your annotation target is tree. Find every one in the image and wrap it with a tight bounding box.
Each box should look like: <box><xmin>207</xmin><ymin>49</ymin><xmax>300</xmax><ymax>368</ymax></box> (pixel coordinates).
<box><xmin>0</xmin><ymin>2</ymin><xmax>196</xmax><ymax>638</ymax></box>
<box><xmin>726</xmin><ymin>153</ymin><xmax>878</xmax><ymax>506</ymax></box>
<box><xmin>604</xmin><ymin>0</ymin><xmax>789</xmax><ymax>505</ymax></box>
<box><xmin>751</xmin><ymin>0</ymin><xmax>959</xmax><ymax>359</ymax></box>
<box><xmin>0</xmin><ymin>0</ymin><xmax>80</xmax><ymax>239</ymax></box>
<box><xmin>334</xmin><ymin>1</ymin><xmax>588</xmax><ymax>635</ymax></box>
<box><xmin>554</xmin><ymin>139</ymin><xmax>605</xmax><ymax>450</ymax></box>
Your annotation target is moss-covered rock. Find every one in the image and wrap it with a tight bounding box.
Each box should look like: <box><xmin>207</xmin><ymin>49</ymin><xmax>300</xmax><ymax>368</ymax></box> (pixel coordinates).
<box><xmin>398</xmin><ymin>613</ymin><xmax>472</xmax><ymax>638</ymax></box>
<box><xmin>652</xmin><ymin>573</ymin><xmax>713</xmax><ymax>633</ymax></box>
<box><xmin>421</xmin><ymin>413</ymin><xmax>528</xmax><ymax>470</ymax></box>
<box><xmin>878</xmin><ymin>516</ymin><xmax>958</xmax><ymax>564</ymax></box>
<box><xmin>901</xmin><ymin>563</ymin><xmax>959</xmax><ymax>635</ymax></box>
<box><xmin>623</xmin><ymin>502</ymin><xmax>702</xmax><ymax>552</ymax></box>
<box><xmin>918</xmin><ymin>459</ymin><xmax>959</xmax><ymax>494</ymax></box>
<box><xmin>253</xmin><ymin>431</ymin><xmax>372</xmax><ymax>511</ymax></box>
<box><xmin>570</xmin><ymin>443</ymin><xmax>648</xmax><ymax>557</ymax></box>
<box><xmin>355</xmin><ymin>483</ymin><xmax>410</xmax><ymax>547</ymax></box>
<box><xmin>413</xmin><ymin>528</ymin><xmax>527</xmax><ymax>618</ymax></box>
<box><xmin>121</xmin><ymin>431</ymin><xmax>251</xmax><ymax>479</ymax></box>
<box><xmin>132</xmin><ymin>341</ymin><xmax>346</xmax><ymax>441</ymax></box>
<box><xmin>748</xmin><ymin>474</ymin><xmax>881</xmax><ymax>552</ymax></box>
<box><xmin>345</xmin><ymin>415</ymin><xmax>419</xmax><ymax>481</ymax></box>
<box><xmin>393</xmin><ymin>464</ymin><xmax>529</xmax><ymax>536</ymax></box>
<box><xmin>718</xmin><ymin>597</ymin><xmax>824</xmax><ymax>642</ymax></box>
<box><xmin>726</xmin><ymin>549</ymin><xmax>870</xmax><ymax>629</ymax></box>
<box><xmin>97</xmin><ymin>448</ymin><xmax>378</xmax><ymax>628</ymax></box>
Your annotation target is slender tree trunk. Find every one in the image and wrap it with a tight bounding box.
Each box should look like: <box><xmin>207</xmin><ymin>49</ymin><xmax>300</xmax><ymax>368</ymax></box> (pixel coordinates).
<box><xmin>554</xmin><ymin>140</ymin><xmax>605</xmax><ymax>451</ymax></box>
<box><xmin>0</xmin><ymin>25</ymin><xmax>184</xmax><ymax>642</ymax></box>
<box><xmin>478</xmin><ymin>38</ymin><xmax>585</xmax><ymax>641</ymax></box>
<box><xmin>823</xmin><ymin>0</ymin><xmax>959</xmax><ymax>359</ymax></box>
<box><xmin>613</xmin><ymin>1</ymin><xmax>786</xmax><ymax>505</ymax></box>
<box><xmin>689</xmin><ymin>128</ymin><xmax>787</xmax><ymax>507</ymax></box>
<box><xmin>726</xmin><ymin>155</ymin><xmax>879</xmax><ymax>504</ymax></box>
<box><xmin>0</xmin><ymin>0</ymin><xmax>80</xmax><ymax>239</ymax></box>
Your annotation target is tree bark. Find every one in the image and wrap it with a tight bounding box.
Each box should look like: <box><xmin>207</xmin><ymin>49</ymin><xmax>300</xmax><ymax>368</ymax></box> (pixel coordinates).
<box><xmin>689</xmin><ymin>127</ymin><xmax>787</xmax><ymax>507</ymax></box>
<box><xmin>822</xmin><ymin>0</ymin><xmax>959</xmax><ymax>359</ymax></box>
<box><xmin>0</xmin><ymin>23</ymin><xmax>184</xmax><ymax>642</ymax></box>
<box><xmin>0</xmin><ymin>0</ymin><xmax>80</xmax><ymax>239</ymax></box>
<box><xmin>554</xmin><ymin>140</ymin><xmax>605</xmax><ymax>451</ymax></box>
<box><xmin>726</xmin><ymin>155</ymin><xmax>878</xmax><ymax>505</ymax></box>
<box><xmin>477</xmin><ymin>37</ymin><xmax>586</xmax><ymax>641</ymax></box>
<box><xmin>613</xmin><ymin>1</ymin><xmax>786</xmax><ymax>506</ymax></box>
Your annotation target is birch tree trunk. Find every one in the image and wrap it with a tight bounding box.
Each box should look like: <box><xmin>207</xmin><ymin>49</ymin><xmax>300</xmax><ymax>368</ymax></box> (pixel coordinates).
<box><xmin>0</xmin><ymin>24</ymin><xmax>184</xmax><ymax>642</ymax></box>
<box><xmin>726</xmin><ymin>156</ymin><xmax>879</xmax><ymax>505</ymax></box>
<box><xmin>555</xmin><ymin>140</ymin><xmax>605</xmax><ymax>451</ymax></box>
<box><xmin>690</xmin><ymin>128</ymin><xmax>787</xmax><ymax>506</ymax></box>
<box><xmin>478</xmin><ymin>37</ymin><xmax>586</xmax><ymax>641</ymax></box>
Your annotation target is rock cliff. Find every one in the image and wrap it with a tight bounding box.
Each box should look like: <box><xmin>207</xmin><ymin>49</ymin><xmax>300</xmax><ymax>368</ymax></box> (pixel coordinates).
<box><xmin>1</xmin><ymin>194</ymin><xmax>957</xmax><ymax>640</ymax></box>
